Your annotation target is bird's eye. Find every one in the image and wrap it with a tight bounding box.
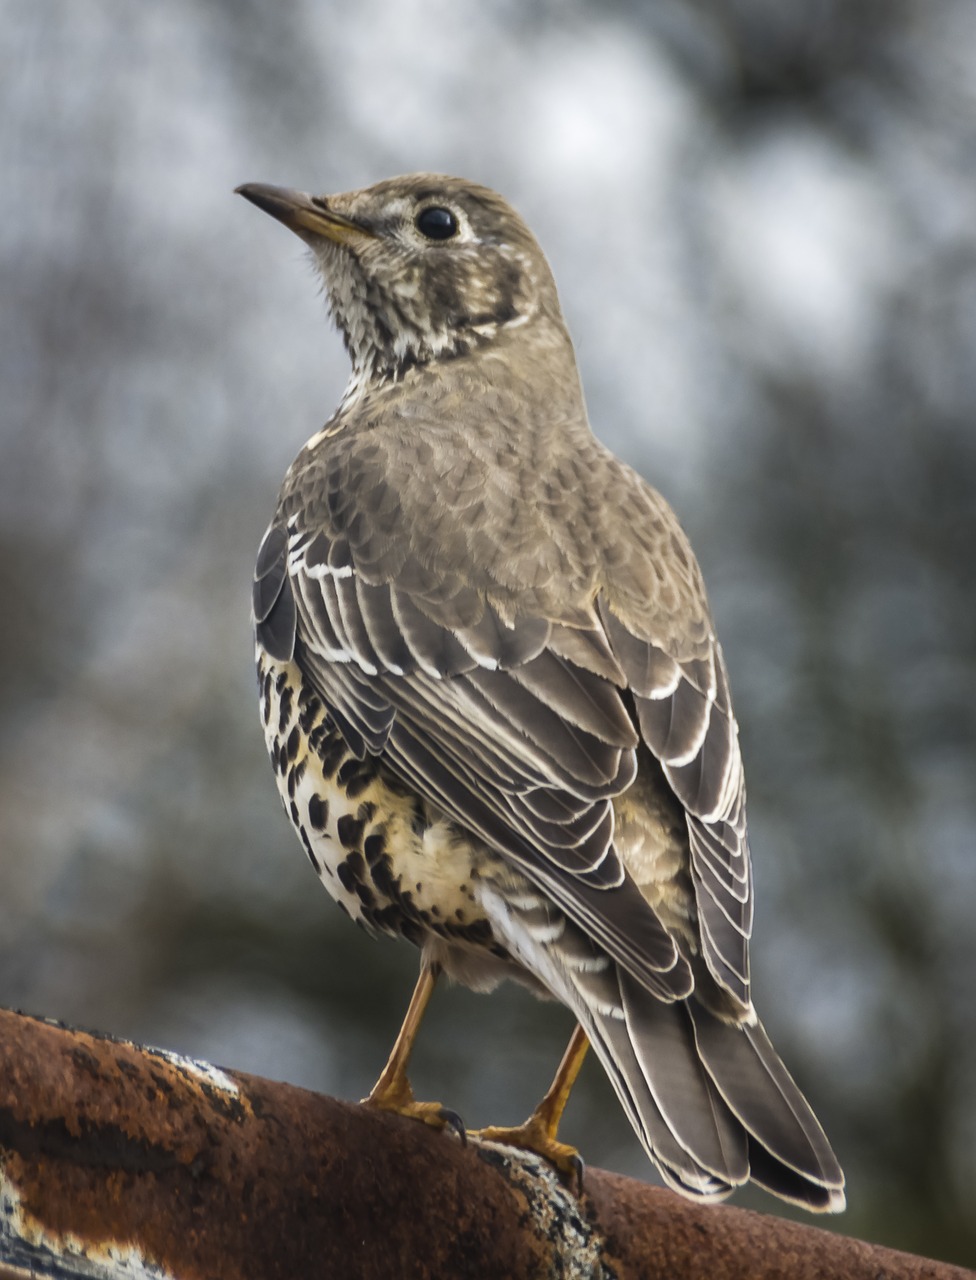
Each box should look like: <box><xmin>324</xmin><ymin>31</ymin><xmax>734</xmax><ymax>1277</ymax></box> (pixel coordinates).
<box><xmin>415</xmin><ymin>206</ymin><xmax>458</xmax><ymax>241</ymax></box>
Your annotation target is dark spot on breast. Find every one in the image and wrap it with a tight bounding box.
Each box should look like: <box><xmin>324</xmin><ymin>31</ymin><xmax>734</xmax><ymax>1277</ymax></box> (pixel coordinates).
<box><xmin>337</xmin><ymin>849</ymin><xmax>365</xmax><ymax>895</ymax></box>
<box><xmin>300</xmin><ymin>828</ymin><xmax>321</xmax><ymax>875</ymax></box>
<box><xmin>337</xmin><ymin>756</ymin><xmax>377</xmax><ymax>800</ymax></box>
<box><xmin>337</xmin><ymin>813</ymin><xmax>365</xmax><ymax>849</ymax></box>
<box><xmin>354</xmin><ymin>880</ymin><xmax>376</xmax><ymax>910</ymax></box>
<box><xmin>314</xmin><ymin>731</ymin><xmax>349</xmax><ymax>777</ymax></box>
<box><xmin>369</xmin><ymin>852</ymin><xmax>397</xmax><ymax>900</ymax></box>
<box><xmin>364</xmin><ymin>832</ymin><xmax>386</xmax><ymax>866</ymax></box>
<box><xmin>298</xmin><ymin>696</ymin><xmax>322</xmax><ymax>735</ymax></box>
<box><xmin>308</xmin><ymin>794</ymin><xmax>329</xmax><ymax>831</ymax></box>
<box><xmin>286</xmin><ymin>725</ymin><xmax>301</xmax><ymax>762</ymax></box>
<box><xmin>275</xmin><ymin>671</ymin><xmax>288</xmax><ymax>695</ymax></box>
<box><xmin>277</xmin><ymin>684</ymin><xmax>294</xmax><ymax>734</ymax></box>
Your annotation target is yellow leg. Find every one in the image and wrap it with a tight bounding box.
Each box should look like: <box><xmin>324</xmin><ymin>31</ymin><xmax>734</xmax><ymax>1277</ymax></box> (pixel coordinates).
<box><xmin>471</xmin><ymin>1024</ymin><xmax>589</xmax><ymax>1183</ymax></box>
<box><xmin>362</xmin><ymin>962</ymin><xmax>465</xmax><ymax>1139</ymax></box>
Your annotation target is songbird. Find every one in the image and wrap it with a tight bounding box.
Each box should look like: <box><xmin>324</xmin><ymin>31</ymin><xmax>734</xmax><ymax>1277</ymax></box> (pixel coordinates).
<box><xmin>238</xmin><ymin>173</ymin><xmax>844</xmax><ymax>1210</ymax></box>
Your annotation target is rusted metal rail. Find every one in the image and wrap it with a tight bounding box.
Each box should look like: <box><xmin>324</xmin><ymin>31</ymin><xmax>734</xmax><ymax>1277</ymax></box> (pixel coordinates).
<box><xmin>0</xmin><ymin>1007</ymin><xmax>968</xmax><ymax>1278</ymax></box>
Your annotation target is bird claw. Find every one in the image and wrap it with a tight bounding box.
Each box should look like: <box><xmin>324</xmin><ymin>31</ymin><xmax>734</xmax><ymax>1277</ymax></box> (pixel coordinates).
<box><xmin>469</xmin><ymin>1119</ymin><xmax>584</xmax><ymax>1193</ymax></box>
<box><xmin>362</xmin><ymin>1087</ymin><xmax>467</xmax><ymax>1144</ymax></box>
<box><xmin>437</xmin><ymin>1106</ymin><xmax>467</xmax><ymax>1146</ymax></box>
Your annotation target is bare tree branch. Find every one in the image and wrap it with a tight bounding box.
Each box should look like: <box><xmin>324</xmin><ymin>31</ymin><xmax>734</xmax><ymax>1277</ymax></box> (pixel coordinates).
<box><xmin>0</xmin><ymin>1008</ymin><xmax>965</xmax><ymax>1279</ymax></box>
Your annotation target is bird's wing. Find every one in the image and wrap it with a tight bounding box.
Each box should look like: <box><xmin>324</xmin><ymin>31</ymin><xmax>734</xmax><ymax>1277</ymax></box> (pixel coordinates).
<box><xmin>597</xmin><ymin>592</ymin><xmax>753</xmax><ymax>1006</ymax></box>
<box><xmin>256</xmin><ymin>453</ymin><xmax>751</xmax><ymax>1007</ymax></box>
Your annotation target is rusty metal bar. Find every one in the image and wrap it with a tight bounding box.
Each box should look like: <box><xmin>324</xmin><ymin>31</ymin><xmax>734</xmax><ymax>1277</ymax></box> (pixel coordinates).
<box><xmin>0</xmin><ymin>1007</ymin><xmax>968</xmax><ymax>1278</ymax></box>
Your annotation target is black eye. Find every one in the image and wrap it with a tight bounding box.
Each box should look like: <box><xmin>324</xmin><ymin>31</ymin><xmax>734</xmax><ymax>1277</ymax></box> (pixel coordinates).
<box><xmin>415</xmin><ymin>206</ymin><xmax>458</xmax><ymax>241</ymax></box>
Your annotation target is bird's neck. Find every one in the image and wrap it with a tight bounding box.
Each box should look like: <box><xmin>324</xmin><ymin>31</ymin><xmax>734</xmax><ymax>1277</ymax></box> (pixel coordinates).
<box><xmin>338</xmin><ymin>312</ymin><xmax>586</xmax><ymax>425</ymax></box>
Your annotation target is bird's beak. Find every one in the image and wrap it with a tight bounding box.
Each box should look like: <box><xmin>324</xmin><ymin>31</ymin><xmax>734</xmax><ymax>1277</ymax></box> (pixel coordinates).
<box><xmin>235</xmin><ymin>183</ymin><xmax>374</xmax><ymax>246</ymax></box>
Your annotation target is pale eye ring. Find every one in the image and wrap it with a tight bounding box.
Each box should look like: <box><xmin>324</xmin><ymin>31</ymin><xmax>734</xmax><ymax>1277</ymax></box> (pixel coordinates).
<box><xmin>415</xmin><ymin>206</ymin><xmax>459</xmax><ymax>241</ymax></box>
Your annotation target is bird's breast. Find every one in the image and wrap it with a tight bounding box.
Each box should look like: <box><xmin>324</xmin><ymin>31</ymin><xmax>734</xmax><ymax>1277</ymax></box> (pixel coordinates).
<box><xmin>256</xmin><ymin>647</ymin><xmax>515</xmax><ymax>967</ymax></box>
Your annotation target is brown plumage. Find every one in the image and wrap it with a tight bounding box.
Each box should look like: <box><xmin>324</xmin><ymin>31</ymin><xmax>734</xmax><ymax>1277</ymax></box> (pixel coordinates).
<box><xmin>239</xmin><ymin>173</ymin><xmax>845</xmax><ymax>1210</ymax></box>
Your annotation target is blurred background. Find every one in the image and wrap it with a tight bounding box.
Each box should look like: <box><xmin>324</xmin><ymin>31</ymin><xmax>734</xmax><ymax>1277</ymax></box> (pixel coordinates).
<box><xmin>2</xmin><ymin>0</ymin><xmax>974</xmax><ymax>1265</ymax></box>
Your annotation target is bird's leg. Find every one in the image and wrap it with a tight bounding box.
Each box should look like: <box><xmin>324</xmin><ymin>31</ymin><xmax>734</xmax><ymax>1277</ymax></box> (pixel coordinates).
<box><xmin>470</xmin><ymin>1023</ymin><xmax>589</xmax><ymax>1185</ymax></box>
<box><xmin>361</xmin><ymin>961</ymin><xmax>465</xmax><ymax>1141</ymax></box>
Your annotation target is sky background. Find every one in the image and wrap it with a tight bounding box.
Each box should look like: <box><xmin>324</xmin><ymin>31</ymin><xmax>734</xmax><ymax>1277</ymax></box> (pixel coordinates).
<box><xmin>2</xmin><ymin>1</ymin><xmax>975</xmax><ymax>1266</ymax></box>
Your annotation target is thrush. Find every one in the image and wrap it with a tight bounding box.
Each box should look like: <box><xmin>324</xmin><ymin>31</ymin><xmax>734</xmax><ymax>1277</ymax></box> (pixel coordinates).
<box><xmin>237</xmin><ymin>173</ymin><xmax>845</xmax><ymax>1211</ymax></box>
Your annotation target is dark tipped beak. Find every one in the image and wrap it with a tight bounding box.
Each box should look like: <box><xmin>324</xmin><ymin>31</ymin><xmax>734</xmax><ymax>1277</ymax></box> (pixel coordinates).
<box><xmin>235</xmin><ymin>183</ymin><xmax>373</xmax><ymax>245</ymax></box>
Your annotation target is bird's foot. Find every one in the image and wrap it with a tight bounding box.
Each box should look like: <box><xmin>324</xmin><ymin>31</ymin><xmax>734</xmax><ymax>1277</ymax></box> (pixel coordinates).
<box><xmin>469</xmin><ymin>1115</ymin><xmax>584</xmax><ymax>1191</ymax></box>
<box><xmin>361</xmin><ymin>1077</ymin><xmax>466</xmax><ymax>1144</ymax></box>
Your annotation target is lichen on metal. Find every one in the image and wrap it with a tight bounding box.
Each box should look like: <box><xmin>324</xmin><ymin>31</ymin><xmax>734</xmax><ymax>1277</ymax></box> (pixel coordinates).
<box><xmin>143</xmin><ymin>1048</ymin><xmax>240</xmax><ymax>1101</ymax></box>
<box><xmin>472</xmin><ymin>1142</ymin><xmax>612</xmax><ymax>1279</ymax></box>
<box><xmin>0</xmin><ymin>1172</ymin><xmax>176</xmax><ymax>1280</ymax></box>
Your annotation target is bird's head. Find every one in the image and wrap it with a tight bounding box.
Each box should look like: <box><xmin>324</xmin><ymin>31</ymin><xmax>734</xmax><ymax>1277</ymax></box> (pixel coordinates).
<box><xmin>237</xmin><ymin>173</ymin><xmax>568</xmax><ymax>388</ymax></box>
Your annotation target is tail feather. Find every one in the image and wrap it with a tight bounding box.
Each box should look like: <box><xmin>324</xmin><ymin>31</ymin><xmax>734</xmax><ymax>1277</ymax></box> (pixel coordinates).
<box><xmin>587</xmin><ymin>1005</ymin><xmax>736</xmax><ymax>1200</ymax></box>
<box><xmin>586</xmin><ymin>977</ymin><xmax>844</xmax><ymax>1211</ymax></box>
<box><xmin>618</xmin><ymin>972</ymin><xmax>748</xmax><ymax>1184</ymax></box>
<box><xmin>549</xmin><ymin>929</ymin><xmax>734</xmax><ymax>1194</ymax></box>
<box><xmin>480</xmin><ymin>884</ymin><xmax>844</xmax><ymax>1212</ymax></box>
<box><xmin>688</xmin><ymin>1002</ymin><xmax>845</xmax><ymax>1199</ymax></box>
<box><xmin>748</xmin><ymin>1140</ymin><xmax>846</xmax><ymax>1212</ymax></box>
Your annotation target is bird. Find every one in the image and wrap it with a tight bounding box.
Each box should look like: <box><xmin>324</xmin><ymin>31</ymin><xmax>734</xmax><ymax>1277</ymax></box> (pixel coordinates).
<box><xmin>237</xmin><ymin>172</ymin><xmax>845</xmax><ymax>1211</ymax></box>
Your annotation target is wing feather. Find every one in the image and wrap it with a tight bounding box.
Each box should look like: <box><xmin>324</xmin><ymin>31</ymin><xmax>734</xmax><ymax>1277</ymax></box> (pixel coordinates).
<box><xmin>454</xmin><ymin>600</ymin><xmax>551</xmax><ymax>668</ymax></box>
<box><xmin>508</xmin><ymin>650</ymin><xmax>638</xmax><ymax>747</ymax></box>
<box><xmin>254</xmin><ymin>526</ymin><xmax>295</xmax><ymax>661</ymax></box>
<box><xmin>390</xmin><ymin>588</ymin><xmax>477</xmax><ymax>677</ymax></box>
<box><xmin>256</xmin><ymin>503</ymin><xmax>752</xmax><ymax>1009</ymax></box>
<box><xmin>334</xmin><ymin>574</ymin><xmax>382</xmax><ymax>673</ymax></box>
<box><xmin>600</xmin><ymin>592</ymin><xmax>753</xmax><ymax>1006</ymax></box>
<box><xmin>355</xmin><ymin>579</ymin><xmax>414</xmax><ymax>673</ymax></box>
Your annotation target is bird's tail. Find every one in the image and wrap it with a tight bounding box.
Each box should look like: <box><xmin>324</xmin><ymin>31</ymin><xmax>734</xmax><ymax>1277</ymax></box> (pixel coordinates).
<box><xmin>574</xmin><ymin>960</ymin><xmax>846</xmax><ymax>1211</ymax></box>
<box><xmin>481</xmin><ymin>882</ymin><xmax>845</xmax><ymax>1210</ymax></box>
